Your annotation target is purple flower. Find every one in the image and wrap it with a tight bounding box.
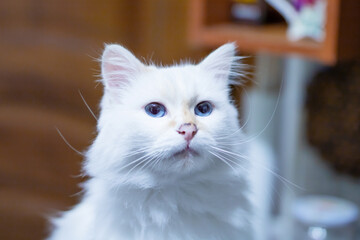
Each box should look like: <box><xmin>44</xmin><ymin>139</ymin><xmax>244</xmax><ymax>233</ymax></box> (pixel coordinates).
<box><xmin>293</xmin><ymin>0</ymin><xmax>316</xmax><ymax>11</ymax></box>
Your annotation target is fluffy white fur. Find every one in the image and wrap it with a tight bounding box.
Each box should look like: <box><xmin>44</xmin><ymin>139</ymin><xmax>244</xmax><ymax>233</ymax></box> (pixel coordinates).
<box><xmin>48</xmin><ymin>43</ymin><xmax>254</xmax><ymax>240</ymax></box>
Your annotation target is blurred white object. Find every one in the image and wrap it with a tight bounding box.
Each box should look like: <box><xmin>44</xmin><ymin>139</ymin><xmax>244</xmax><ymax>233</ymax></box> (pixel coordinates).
<box><xmin>292</xmin><ymin>195</ymin><xmax>359</xmax><ymax>240</ymax></box>
<box><xmin>265</xmin><ymin>0</ymin><xmax>326</xmax><ymax>42</ymax></box>
<box><xmin>249</xmin><ymin>140</ymin><xmax>275</xmax><ymax>240</ymax></box>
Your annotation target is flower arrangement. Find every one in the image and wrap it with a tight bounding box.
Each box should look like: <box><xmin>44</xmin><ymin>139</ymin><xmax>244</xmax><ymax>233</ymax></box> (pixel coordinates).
<box><xmin>266</xmin><ymin>0</ymin><xmax>326</xmax><ymax>41</ymax></box>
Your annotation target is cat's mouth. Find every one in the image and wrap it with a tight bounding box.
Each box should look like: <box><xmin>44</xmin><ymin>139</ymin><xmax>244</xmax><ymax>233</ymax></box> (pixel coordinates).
<box><xmin>173</xmin><ymin>146</ymin><xmax>199</xmax><ymax>159</ymax></box>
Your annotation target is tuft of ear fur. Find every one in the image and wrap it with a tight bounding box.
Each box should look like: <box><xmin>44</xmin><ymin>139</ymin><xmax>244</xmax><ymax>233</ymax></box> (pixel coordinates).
<box><xmin>199</xmin><ymin>43</ymin><xmax>244</xmax><ymax>85</ymax></box>
<box><xmin>101</xmin><ymin>44</ymin><xmax>144</xmax><ymax>90</ymax></box>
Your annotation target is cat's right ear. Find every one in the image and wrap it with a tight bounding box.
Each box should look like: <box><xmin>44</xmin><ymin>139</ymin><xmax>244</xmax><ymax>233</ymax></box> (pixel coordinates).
<box><xmin>101</xmin><ymin>44</ymin><xmax>144</xmax><ymax>91</ymax></box>
<box><xmin>199</xmin><ymin>43</ymin><xmax>243</xmax><ymax>85</ymax></box>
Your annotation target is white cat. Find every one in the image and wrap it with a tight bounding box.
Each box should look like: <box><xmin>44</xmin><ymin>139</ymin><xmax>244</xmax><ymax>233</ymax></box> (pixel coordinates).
<box><xmin>48</xmin><ymin>43</ymin><xmax>255</xmax><ymax>240</ymax></box>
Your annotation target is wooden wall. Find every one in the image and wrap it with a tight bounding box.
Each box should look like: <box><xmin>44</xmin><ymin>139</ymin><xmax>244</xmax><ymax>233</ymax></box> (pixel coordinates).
<box><xmin>0</xmin><ymin>1</ymin><xmax>208</xmax><ymax>239</ymax></box>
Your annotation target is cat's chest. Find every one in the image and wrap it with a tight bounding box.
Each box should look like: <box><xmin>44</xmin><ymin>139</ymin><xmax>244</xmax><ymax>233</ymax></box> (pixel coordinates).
<box><xmin>100</xmin><ymin>179</ymin><xmax>246</xmax><ymax>222</ymax></box>
<box><xmin>85</xmin><ymin>176</ymin><xmax>250</xmax><ymax>240</ymax></box>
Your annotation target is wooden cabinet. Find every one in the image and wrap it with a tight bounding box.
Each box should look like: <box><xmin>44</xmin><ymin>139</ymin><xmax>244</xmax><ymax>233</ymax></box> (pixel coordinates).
<box><xmin>0</xmin><ymin>1</ymin><xmax>206</xmax><ymax>239</ymax></box>
<box><xmin>188</xmin><ymin>0</ymin><xmax>360</xmax><ymax>64</ymax></box>
<box><xmin>0</xmin><ymin>1</ymin><xmax>134</xmax><ymax>239</ymax></box>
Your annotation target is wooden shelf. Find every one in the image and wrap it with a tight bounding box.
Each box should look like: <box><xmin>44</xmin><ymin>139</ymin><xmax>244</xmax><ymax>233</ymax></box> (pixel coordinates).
<box><xmin>194</xmin><ymin>23</ymin><xmax>322</xmax><ymax>57</ymax></box>
<box><xmin>188</xmin><ymin>0</ymin><xmax>360</xmax><ymax>65</ymax></box>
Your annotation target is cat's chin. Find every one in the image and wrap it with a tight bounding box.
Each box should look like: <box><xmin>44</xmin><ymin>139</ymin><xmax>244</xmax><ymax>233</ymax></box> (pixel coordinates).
<box><xmin>173</xmin><ymin>146</ymin><xmax>199</xmax><ymax>159</ymax></box>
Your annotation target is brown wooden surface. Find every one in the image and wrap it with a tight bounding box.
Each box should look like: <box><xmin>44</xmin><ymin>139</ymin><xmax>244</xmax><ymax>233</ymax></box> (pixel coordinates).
<box><xmin>188</xmin><ymin>0</ymin><xmax>360</xmax><ymax>65</ymax></box>
<box><xmin>0</xmin><ymin>1</ymin><xmax>210</xmax><ymax>239</ymax></box>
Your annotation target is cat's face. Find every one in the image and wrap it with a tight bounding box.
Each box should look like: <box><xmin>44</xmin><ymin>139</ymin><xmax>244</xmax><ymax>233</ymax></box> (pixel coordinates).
<box><xmin>86</xmin><ymin>43</ymin><xmax>243</xmax><ymax>185</ymax></box>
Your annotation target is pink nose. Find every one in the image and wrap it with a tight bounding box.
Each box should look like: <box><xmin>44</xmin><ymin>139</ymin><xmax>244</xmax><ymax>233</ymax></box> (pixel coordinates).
<box><xmin>177</xmin><ymin>123</ymin><xmax>198</xmax><ymax>142</ymax></box>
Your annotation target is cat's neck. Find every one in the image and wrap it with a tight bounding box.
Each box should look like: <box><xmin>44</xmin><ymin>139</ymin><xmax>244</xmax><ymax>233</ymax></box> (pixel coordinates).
<box><xmin>85</xmin><ymin>162</ymin><xmax>248</xmax><ymax>206</ymax></box>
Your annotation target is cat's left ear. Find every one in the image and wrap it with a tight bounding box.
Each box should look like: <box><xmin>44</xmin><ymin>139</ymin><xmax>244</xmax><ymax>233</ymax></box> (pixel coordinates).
<box><xmin>101</xmin><ymin>44</ymin><xmax>144</xmax><ymax>90</ymax></box>
<box><xmin>199</xmin><ymin>43</ymin><xmax>240</xmax><ymax>83</ymax></box>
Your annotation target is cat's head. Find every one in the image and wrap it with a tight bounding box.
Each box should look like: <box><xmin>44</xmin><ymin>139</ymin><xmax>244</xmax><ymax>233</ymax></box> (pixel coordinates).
<box><xmin>85</xmin><ymin>43</ymin><xmax>245</xmax><ymax>187</ymax></box>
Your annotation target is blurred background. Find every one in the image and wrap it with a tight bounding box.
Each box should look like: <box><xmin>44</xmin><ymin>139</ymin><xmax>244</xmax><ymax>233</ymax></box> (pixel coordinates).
<box><xmin>0</xmin><ymin>0</ymin><xmax>359</xmax><ymax>239</ymax></box>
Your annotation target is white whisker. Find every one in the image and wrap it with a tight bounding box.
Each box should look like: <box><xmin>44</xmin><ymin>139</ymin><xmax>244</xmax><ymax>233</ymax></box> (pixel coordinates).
<box><xmin>124</xmin><ymin>152</ymin><xmax>161</xmax><ymax>177</ymax></box>
<box><xmin>211</xmin><ymin>146</ymin><xmax>249</xmax><ymax>160</ymax></box>
<box><xmin>214</xmin><ymin>73</ymin><xmax>284</xmax><ymax>145</ymax></box>
<box><xmin>211</xmin><ymin>145</ymin><xmax>303</xmax><ymax>191</ymax></box>
<box><xmin>115</xmin><ymin>151</ymin><xmax>154</xmax><ymax>173</ymax></box>
<box><xmin>120</xmin><ymin>146</ymin><xmax>152</xmax><ymax>158</ymax></box>
<box><xmin>78</xmin><ymin>90</ymin><xmax>98</xmax><ymax>121</ymax></box>
<box><xmin>238</xmin><ymin>87</ymin><xmax>253</xmax><ymax>131</ymax></box>
<box><xmin>149</xmin><ymin>152</ymin><xmax>165</xmax><ymax>171</ymax></box>
<box><xmin>208</xmin><ymin>150</ymin><xmax>237</xmax><ymax>173</ymax></box>
<box><xmin>138</xmin><ymin>152</ymin><xmax>163</xmax><ymax>173</ymax></box>
<box><xmin>210</xmin><ymin>148</ymin><xmax>247</xmax><ymax>172</ymax></box>
<box><xmin>55</xmin><ymin>127</ymin><xmax>84</xmax><ymax>156</ymax></box>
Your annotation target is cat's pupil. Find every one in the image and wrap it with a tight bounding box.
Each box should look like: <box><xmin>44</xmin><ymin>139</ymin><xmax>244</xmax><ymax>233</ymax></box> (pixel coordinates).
<box><xmin>145</xmin><ymin>103</ymin><xmax>166</xmax><ymax>118</ymax></box>
<box><xmin>149</xmin><ymin>105</ymin><xmax>160</xmax><ymax>114</ymax></box>
<box><xmin>198</xmin><ymin>104</ymin><xmax>209</xmax><ymax>113</ymax></box>
<box><xmin>195</xmin><ymin>101</ymin><xmax>213</xmax><ymax>117</ymax></box>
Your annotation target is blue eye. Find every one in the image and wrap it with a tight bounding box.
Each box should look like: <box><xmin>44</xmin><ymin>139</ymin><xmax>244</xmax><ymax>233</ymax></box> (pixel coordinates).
<box><xmin>195</xmin><ymin>101</ymin><xmax>213</xmax><ymax>117</ymax></box>
<box><xmin>145</xmin><ymin>102</ymin><xmax>166</xmax><ymax>118</ymax></box>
